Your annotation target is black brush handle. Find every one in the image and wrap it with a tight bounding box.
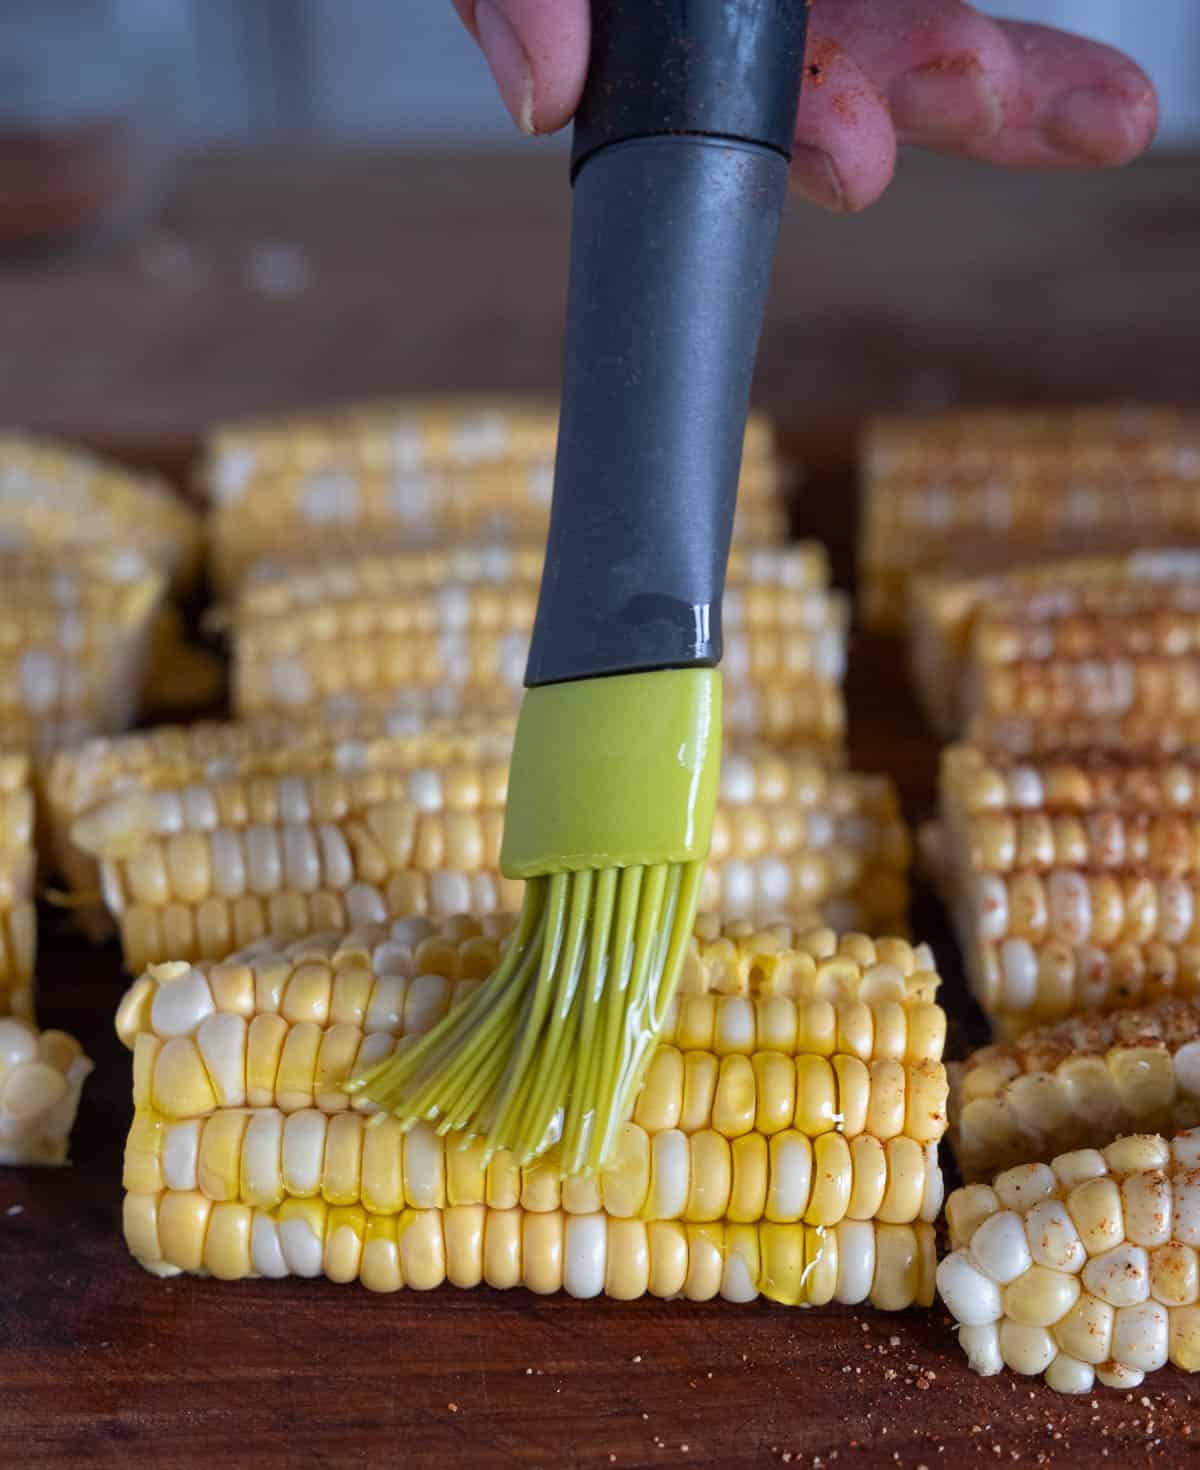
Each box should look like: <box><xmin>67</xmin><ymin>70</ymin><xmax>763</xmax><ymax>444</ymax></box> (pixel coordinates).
<box><xmin>525</xmin><ymin>0</ymin><xmax>808</xmax><ymax>688</ymax></box>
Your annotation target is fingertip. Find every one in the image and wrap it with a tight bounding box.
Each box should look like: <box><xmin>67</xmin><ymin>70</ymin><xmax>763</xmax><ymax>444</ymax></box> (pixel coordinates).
<box><xmin>462</xmin><ymin>0</ymin><xmax>589</xmax><ymax>136</ymax></box>
<box><xmin>1044</xmin><ymin>77</ymin><xmax>1158</xmax><ymax>165</ymax></box>
<box><xmin>791</xmin><ymin>42</ymin><xmax>897</xmax><ymax>212</ymax></box>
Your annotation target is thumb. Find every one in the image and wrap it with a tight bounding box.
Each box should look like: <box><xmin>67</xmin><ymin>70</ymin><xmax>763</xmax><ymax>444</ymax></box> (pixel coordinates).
<box><xmin>453</xmin><ymin>0</ymin><xmax>590</xmax><ymax>136</ymax></box>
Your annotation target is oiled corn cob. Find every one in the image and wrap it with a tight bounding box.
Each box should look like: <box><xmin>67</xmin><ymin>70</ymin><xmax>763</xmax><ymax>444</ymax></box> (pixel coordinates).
<box><xmin>938</xmin><ymin>1128</ymin><xmax>1200</xmax><ymax>1393</ymax></box>
<box><xmin>936</xmin><ymin>744</ymin><xmax>1200</xmax><ymax>1039</ymax></box>
<box><xmin>120</xmin><ymin>915</ymin><xmax>943</xmax><ymax>1299</ymax></box>
<box><xmin>0</xmin><ymin>433</ymin><xmax>202</xmax><ymax>591</ymax></box>
<box><xmin>202</xmin><ymin>402</ymin><xmax>783</xmax><ymax>590</ymax></box>
<box><xmin>0</xmin><ymin>1017</ymin><xmax>91</xmax><ymax>1165</ymax></box>
<box><xmin>909</xmin><ymin>551</ymin><xmax>1200</xmax><ymax>738</ymax></box>
<box><xmin>42</xmin><ymin>713</ymin><xmax>519</xmax><ymax>940</ymax></box>
<box><xmin>115</xmin><ymin>915</ymin><xmax>947</xmax><ymax>1228</ymax></box>
<box><xmin>116</xmin><ymin>911</ymin><xmax>947</xmax><ymax>1076</ymax></box>
<box><xmin>0</xmin><ymin>755</ymin><xmax>35</xmax><ymax>1018</ymax></box>
<box><xmin>950</xmin><ymin>997</ymin><xmax>1200</xmax><ymax>1181</ymax></box>
<box><xmin>122</xmin><ymin>1099</ymin><xmax>945</xmax><ymax>1228</ymax></box>
<box><xmin>231</xmin><ymin>546</ymin><xmax>847</xmax><ymax>749</ymax></box>
<box><xmin>77</xmin><ymin>746</ymin><xmax>908</xmax><ymax>971</ymax></box>
<box><xmin>860</xmin><ymin>404</ymin><xmax>1200</xmax><ymax>633</ymax></box>
<box><xmin>0</xmin><ymin>548</ymin><xmax>165</xmax><ymax>752</ymax></box>
<box><xmin>125</xmin><ymin>1193</ymin><xmax>937</xmax><ymax>1305</ymax></box>
<box><xmin>965</xmin><ymin>576</ymin><xmax>1200</xmax><ymax>756</ymax></box>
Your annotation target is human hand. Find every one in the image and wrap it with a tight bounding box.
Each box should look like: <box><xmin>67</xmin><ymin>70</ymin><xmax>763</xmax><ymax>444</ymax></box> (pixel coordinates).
<box><xmin>451</xmin><ymin>0</ymin><xmax>1158</xmax><ymax>210</ymax></box>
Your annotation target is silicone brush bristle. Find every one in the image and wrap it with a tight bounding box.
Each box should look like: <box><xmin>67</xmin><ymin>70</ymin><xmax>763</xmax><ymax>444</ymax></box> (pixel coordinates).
<box><xmin>352</xmin><ymin>861</ymin><xmax>703</xmax><ymax>1175</ymax></box>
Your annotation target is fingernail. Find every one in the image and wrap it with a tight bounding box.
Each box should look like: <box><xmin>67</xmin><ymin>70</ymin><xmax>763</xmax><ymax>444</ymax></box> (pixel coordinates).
<box><xmin>475</xmin><ymin>0</ymin><xmax>535</xmax><ymax>136</ymax></box>
<box><xmin>790</xmin><ymin>145</ymin><xmax>844</xmax><ymax>211</ymax></box>
<box><xmin>1043</xmin><ymin>86</ymin><xmax>1140</xmax><ymax>164</ymax></box>
<box><xmin>890</xmin><ymin>61</ymin><xmax>1002</xmax><ymax>144</ymax></box>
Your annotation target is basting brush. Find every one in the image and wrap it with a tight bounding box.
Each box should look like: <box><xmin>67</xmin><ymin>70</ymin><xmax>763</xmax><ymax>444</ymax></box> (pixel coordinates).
<box><xmin>350</xmin><ymin>0</ymin><xmax>809</xmax><ymax>1173</ymax></box>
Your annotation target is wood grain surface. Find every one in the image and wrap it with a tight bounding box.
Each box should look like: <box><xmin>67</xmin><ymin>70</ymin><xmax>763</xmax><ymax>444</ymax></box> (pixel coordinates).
<box><xmin>4</xmin><ymin>147</ymin><xmax>1200</xmax><ymax>1469</ymax></box>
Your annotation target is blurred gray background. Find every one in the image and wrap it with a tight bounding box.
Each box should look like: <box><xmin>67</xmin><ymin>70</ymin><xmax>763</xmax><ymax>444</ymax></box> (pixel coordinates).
<box><xmin>166</xmin><ymin>1</ymin><xmax>1200</xmax><ymax>147</ymax></box>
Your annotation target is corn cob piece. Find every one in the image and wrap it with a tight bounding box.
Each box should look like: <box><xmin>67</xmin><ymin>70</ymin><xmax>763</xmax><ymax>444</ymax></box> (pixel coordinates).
<box><xmin>964</xmin><ymin>573</ymin><xmax>1200</xmax><ymax>756</ymax></box>
<box><xmin>231</xmin><ymin>546</ymin><xmax>847</xmax><ymax>750</ymax></box>
<box><xmin>116</xmin><ymin>914</ymin><xmax>945</xmax><ymax>1055</ymax></box>
<box><xmin>115</xmin><ymin>916</ymin><xmax>946</xmax><ymax>1228</ymax></box>
<box><xmin>125</xmin><ymin>1193</ymin><xmax>937</xmax><ymax>1304</ymax></box>
<box><xmin>950</xmin><ymin>997</ymin><xmax>1200</xmax><ymax>1181</ymax></box>
<box><xmin>120</xmin><ymin>915</ymin><xmax>943</xmax><ymax>1298</ymax></box>
<box><xmin>0</xmin><ymin>755</ymin><xmax>35</xmax><ymax>1018</ymax></box>
<box><xmin>202</xmin><ymin>402</ymin><xmax>783</xmax><ymax>591</ymax></box>
<box><xmin>0</xmin><ymin>433</ymin><xmax>202</xmax><ymax>591</ymax></box>
<box><xmin>938</xmin><ymin>1128</ymin><xmax>1200</xmax><ymax>1393</ymax></box>
<box><xmin>859</xmin><ymin>404</ymin><xmax>1200</xmax><ymax>633</ymax></box>
<box><xmin>42</xmin><ymin>713</ymin><xmax>519</xmax><ymax>941</ymax></box>
<box><xmin>203</xmin><ymin>398</ymin><xmax>775</xmax><ymax>483</ymax></box>
<box><xmin>936</xmin><ymin>744</ymin><xmax>1200</xmax><ymax>1039</ymax></box>
<box><xmin>0</xmin><ymin>548</ymin><xmax>164</xmax><ymax>752</ymax></box>
<box><xmin>77</xmin><ymin>745</ymin><xmax>908</xmax><ymax>971</ymax></box>
<box><xmin>909</xmin><ymin>551</ymin><xmax>1200</xmax><ymax>739</ymax></box>
<box><xmin>0</xmin><ymin>1017</ymin><xmax>91</xmax><ymax>1165</ymax></box>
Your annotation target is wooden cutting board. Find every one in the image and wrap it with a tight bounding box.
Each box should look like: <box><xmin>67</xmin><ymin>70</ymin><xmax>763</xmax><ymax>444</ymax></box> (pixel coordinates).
<box><xmin>5</xmin><ymin>146</ymin><xmax>1200</xmax><ymax>1467</ymax></box>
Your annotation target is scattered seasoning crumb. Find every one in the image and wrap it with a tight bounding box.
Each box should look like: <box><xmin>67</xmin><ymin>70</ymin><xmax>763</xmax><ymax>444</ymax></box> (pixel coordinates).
<box><xmin>889</xmin><ymin>1336</ymin><xmax>901</xmax><ymax>1347</ymax></box>
<box><xmin>680</xmin><ymin>1445</ymin><xmax>689</xmax><ymax>1453</ymax></box>
<box><xmin>6</xmin><ymin>1205</ymin><xmax>22</xmax><ymax>1216</ymax></box>
<box><xmin>447</xmin><ymin>1403</ymin><xmax>458</xmax><ymax>1413</ymax></box>
<box><xmin>632</xmin><ymin>1355</ymin><xmax>642</xmax><ymax>1363</ymax></box>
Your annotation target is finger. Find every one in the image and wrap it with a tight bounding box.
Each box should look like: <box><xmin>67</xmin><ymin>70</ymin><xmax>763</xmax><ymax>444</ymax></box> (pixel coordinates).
<box><xmin>950</xmin><ymin>20</ymin><xmax>1158</xmax><ymax>167</ymax></box>
<box><xmin>810</xmin><ymin>0</ymin><xmax>1020</xmax><ymax>148</ymax></box>
<box><xmin>452</xmin><ymin>0</ymin><xmax>589</xmax><ymax>135</ymax></box>
<box><xmin>791</xmin><ymin>39</ymin><xmax>898</xmax><ymax>212</ymax></box>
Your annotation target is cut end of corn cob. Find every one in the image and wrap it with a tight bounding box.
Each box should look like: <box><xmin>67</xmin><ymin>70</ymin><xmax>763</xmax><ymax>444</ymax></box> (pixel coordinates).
<box><xmin>950</xmin><ymin>997</ymin><xmax>1200</xmax><ymax>1182</ymax></box>
<box><xmin>939</xmin><ymin>1128</ymin><xmax>1200</xmax><ymax>1393</ymax></box>
<box><xmin>0</xmin><ymin>1017</ymin><xmax>92</xmax><ymax>1166</ymax></box>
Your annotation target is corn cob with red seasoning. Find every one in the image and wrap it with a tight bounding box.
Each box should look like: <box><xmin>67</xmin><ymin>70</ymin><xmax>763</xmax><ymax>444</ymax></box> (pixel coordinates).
<box><xmin>119</xmin><ymin>915</ymin><xmax>944</xmax><ymax>1301</ymax></box>
<box><xmin>909</xmin><ymin>551</ymin><xmax>1200</xmax><ymax>739</ymax></box>
<box><xmin>74</xmin><ymin>742</ymin><xmax>909</xmax><ymax>971</ymax></box>
<box><xmin>965</xmin><ymin>574</ymin><xmax>1200</xmax><ymax>757</ymax></box>
<box><xmin>938</xmin><ymin>1129</ymin><xmax>1200</xmax><ymax>1393</ymax></box>
<box><xmin>935</xmin><ymin>744</ymin><xmax>1200</xmax><ymax>1039</ymax></box>
<box><xmin>859</xmin><ymin>405</ymin><xmax>1200</xmax><ymax>633</ymax></box>
<box><xmin>950</xmin><ymin>996</ymin><xmax>1200</xmax><ymax>1181</ymax></box>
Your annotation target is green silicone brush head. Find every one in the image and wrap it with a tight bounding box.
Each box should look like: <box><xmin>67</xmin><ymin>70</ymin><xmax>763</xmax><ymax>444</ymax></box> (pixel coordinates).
<box><xmin>348</xmin><ymin>668</ymin><xmax>721</xmax><ymax>1174</ymax></box>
